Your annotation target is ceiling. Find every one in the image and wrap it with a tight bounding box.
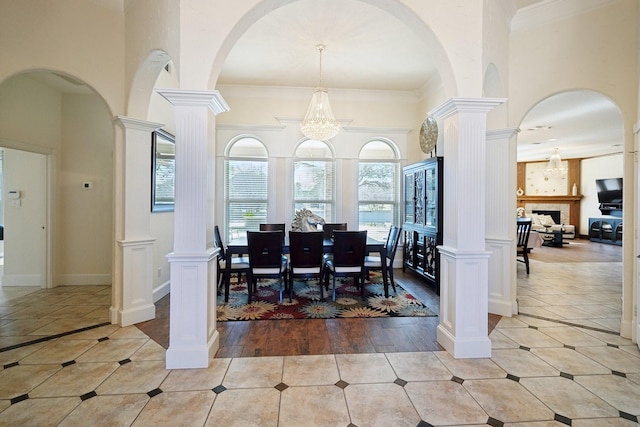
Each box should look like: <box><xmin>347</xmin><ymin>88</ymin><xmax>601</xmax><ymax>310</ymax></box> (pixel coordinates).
<box><xmin>23</xmin><ymin>0</ymin><xmax>623</xmax><ymax>163</ymax></box>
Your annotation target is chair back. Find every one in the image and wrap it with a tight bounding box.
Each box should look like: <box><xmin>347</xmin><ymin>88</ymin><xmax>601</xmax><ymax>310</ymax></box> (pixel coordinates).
<box><xmin>213</xmin><ymin>225</ymin><xmax>226</xmax><ymax>260</ymax></box>
<box><xmin>322</xmin><ymin>222</ymin><xmax>347</xmax><ymax>239</ymax></box>
<box><xmin>289</xmin><ymin>231</ymin><xmax>324</xmax><ymax>269</ymax></box>
<box><xmin>247</xmin><ymin>230</ymin><xmax>285</xmax><ymax>269</ymax></box>
<box><xmin>384</xmin><ymin>226</ymin><xmax>402</xmax><ymax>263</ymax></box>
<box><xmin>259</xmin><ymin>223</ymin><xmax>286</xmax><ymax>232</ymax></box>
<box><xmin>332</xmin><ymin>230</ymin><xmax>367</xmax><ymax>267</ymax></box>
<box><xmin>517</xmin><ymin>218</ymin><xmax>532</xmax><ymax>249</ymax></box>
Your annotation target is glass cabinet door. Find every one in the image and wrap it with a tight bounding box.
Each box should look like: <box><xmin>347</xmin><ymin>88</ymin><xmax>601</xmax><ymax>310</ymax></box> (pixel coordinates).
<box><xmin>404</xmin><ymin>172</ymin><xmax>415</xmax><ymax>224</ymax></box>
<box><xmin>425</xmin><ymin>165</ymin><xmax>437</xmax><ymax>228</ymax></box>
<box><xmin>415</xmin><ymin>170</ymin><xmax>425</xmax><ymax>226</ymax></box>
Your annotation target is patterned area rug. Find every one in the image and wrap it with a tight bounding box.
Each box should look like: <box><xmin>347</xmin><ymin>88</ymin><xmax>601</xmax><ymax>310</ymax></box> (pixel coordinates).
<box><xmin>217</xmin><ymin>273</ymin><xmax>437</xmax><ymax>321</ymax></box>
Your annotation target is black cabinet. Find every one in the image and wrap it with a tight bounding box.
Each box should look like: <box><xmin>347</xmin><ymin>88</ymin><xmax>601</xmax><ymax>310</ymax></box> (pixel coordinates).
<box><xmin>589</xmin><ymin>217</ymin><xmax>622</xmax><ymax>245</ymax></box>
<box><xmin>402</xmin><ymin>157</ymin><xmax>443</xmax><ymax>294</ymax></box>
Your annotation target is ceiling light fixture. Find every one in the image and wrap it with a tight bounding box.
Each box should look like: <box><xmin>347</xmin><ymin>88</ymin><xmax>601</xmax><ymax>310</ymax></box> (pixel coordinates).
<box><xmin>300</xmin><ymin>44</ymin><xmax>341</xmax><ymax>141</ymax></box>
<box><xmin>543</xmin><ymin>147</ymin><xmax>567</xmax><ymax>179</ymax></box>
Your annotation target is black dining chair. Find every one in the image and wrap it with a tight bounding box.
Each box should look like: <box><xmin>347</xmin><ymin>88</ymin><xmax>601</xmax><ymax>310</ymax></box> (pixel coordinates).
<box><xmin>323</xmin><ymin>230</ymin><xmax>367</xmax><ymax>301</ymax></box>
<box><xmin>364</xmin><ymin>226</ymin><xmax>402</xmax><ymax>297</ymax></box>
<box><xmin>322</xmin><ymin>222</ymin><xmax>347</xmax><ymax>240</ymax></box>
<box><xmin>288</xmin><ymin>231</ymin><xmax>325</xmax><ymax>301</ymax></box>
<box><xmin>214</xmin><ymin>225</ymin><xmax>250</xmax><ymax>303</ymax></box>
<box><xmin>517</xmin><ymin>218</ymin><xmax>532</xmax><ymax>274</ymax></box>
<box><xmin>259</xmin><ymin>223</ymin><xmax>286</xmax><ymax>232</ymax></box>
<box><xmin>246</xmin><ymin>230</ymin><xmax>288</xmax><ymax>303</ymax></box>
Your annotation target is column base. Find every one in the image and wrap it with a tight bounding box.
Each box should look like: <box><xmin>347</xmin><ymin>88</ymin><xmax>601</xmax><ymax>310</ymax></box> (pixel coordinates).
<box><xmin>166</xmin><ymin>331</ymin><xmax>220</xmax><ymax>369</ymax></box>
<box><xmin>437</xmin><ymin>325</ymin><xmax>492</xmax><ymax>358</ymax></box>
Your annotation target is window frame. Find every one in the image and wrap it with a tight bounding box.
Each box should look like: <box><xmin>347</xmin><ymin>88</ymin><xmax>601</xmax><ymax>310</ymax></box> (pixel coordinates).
<box><xmin>292</xmin><ymin>140</ymin><xmax>336</xmax><ymax>222</ymax></box>
<box><xmin>151</xmin><ymin>129</ymin><xmax>175</xmax><ymax>213</ymax></box>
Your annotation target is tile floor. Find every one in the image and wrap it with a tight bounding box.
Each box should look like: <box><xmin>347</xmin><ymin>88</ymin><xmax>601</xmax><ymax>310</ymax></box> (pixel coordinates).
<box><xmin>0</xmin><ymin>260</ymin><xmax>639</xmax><ymax>426</ymax></box>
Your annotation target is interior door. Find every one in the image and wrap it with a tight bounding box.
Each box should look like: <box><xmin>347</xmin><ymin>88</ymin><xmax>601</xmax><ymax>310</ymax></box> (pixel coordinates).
<box><xmin>2</xmin><ymin>149</ymin><xmax>47</xmax><ymax>287</ymax></box>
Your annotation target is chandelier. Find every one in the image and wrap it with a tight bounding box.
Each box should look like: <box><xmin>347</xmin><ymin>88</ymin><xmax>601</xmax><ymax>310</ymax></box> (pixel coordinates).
<box><xmin>300</xmin><ymin>44</ymin><xmax>341</xmax><ymax>141</ymax></box>
<box><xmin>543</xmin><ymin>147</ymin><xmax>567</xmax><ymax>179</ymax></box>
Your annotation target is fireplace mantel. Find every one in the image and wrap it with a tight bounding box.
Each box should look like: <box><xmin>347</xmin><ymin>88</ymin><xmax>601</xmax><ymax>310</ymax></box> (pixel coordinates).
<box><xmin>517</xmin><ymin>195</ymin><xmax>583</xmax><ymax>230</ymax></box>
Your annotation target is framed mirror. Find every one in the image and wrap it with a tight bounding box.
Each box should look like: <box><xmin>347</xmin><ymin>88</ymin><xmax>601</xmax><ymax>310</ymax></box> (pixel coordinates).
<box><xmin>151</xmin><ymin>129</ymin><xmax>175</xmax><ymax>212</ymax></box>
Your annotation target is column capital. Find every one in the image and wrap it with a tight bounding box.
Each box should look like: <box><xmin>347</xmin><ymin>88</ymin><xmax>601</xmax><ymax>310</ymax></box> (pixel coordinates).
<box><xmin>156</xmin><ymin>89</ymin><xmax>230</xmax><ymax>115</ymax></box>
<box><xmin>114</xmin><ymin>116</ymin><xmax>163</xmax><ymax>132</ymax></box>
<box><xmin>431</xmin><ymin>98</ymin><xmax>507</xmax><ymax>120</ymax></box>
<box><xmin>487</xmin><ymin>128</ymin><xmax>519</xmax><ymax>141</ymax></box>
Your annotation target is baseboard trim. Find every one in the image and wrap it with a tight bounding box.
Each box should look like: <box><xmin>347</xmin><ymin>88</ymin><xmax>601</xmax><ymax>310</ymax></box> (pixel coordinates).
<box><xmin>153</xmin><ymin>280</ymin><xmax>170</xmax><ymax>303</ymax></box>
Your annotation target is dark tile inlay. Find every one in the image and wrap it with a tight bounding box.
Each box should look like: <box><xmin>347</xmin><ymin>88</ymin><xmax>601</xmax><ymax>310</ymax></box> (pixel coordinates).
<box><xmin>487</xmin><ymin>416</ymin><xmax>504</xmax><ymax>427</ymax></box>
<box><xmin>98</xmin><ymin>337</ymin><xmax>110</xmax><ymax>342</ymax></box>
<box><xmin>394</xmin><ymin>378</ymin><xmax>407</xmax><ymax>387</ymax></box>
<box><xmin>274</xmin><ymin>382</ymin><xmax>288</xmax><ymax>392</ymax></box>
<box><xmin>0</xmin><ymin>322</ymin><xmax>111</xmax><ymax>353</ymax></box>
<box><xmin>119</xmin><ymin>358</ymin><xmax>132</xmax><ymax>365</ymax></box>
<box><xmin>560</xmin><ymin>372</ymin><xmax>574</xmax><ymax>380</ymax></box>
<box><xmin>212</xmin><ymin>385</ymin><xmax>226</xmax><ymax>394</ymax></box>
<box><xmin>451</xmin><ymin>376</ymin><xmax>464</xmax><ymax>384</ymax></box>
<box><xmin>147</xmin><ymin>388</ymin><xmax>162</xmax><ymax>398</ymax></box>
<box><xmin>563</xmin><ymin>344</ymin><xmax>575</xmax><ymax>350</ymax></box>
<box><xmin>81</xmin><ymin>391</ymin><xmax>97</xmax><ymax>401</ymax></box>
<box><xmin>554</xmin><ymin>413</ymin><xmax>572</xmax><ymax>425</ymax></box>
<box><xmin>62</xmin><ymin>360</ymin><xmax>76</xmax><ymax>368</ymax></box>
<box><xmin>3</xmin><ymin>361</ymin><xmax>19</xmax><ymax>369</ymax></box>
<box><xmin>620</xmin><ymin>411</ymin><xmax>638</xmax><ymax>423</ymax></box>
<box><xmin>10</xmin><ymin>394</ymin><xmax>28</xmax><ymax>405</ymax></box>
<box><xmin>527</xmin><ymin>325</ymin><xmax>538</xmax><ymax>330</ymax></box>
<box><xmin>519</xmin><ymin>345</ymin><xmax>531</xmax><ymax>351</ymax></box>
<box><xmin>506</xmin><ymin>374</ymin><xmax>520</xmax><ymax>382</ymax></box>
<box><xmin>335</xmin><ymin>380</ymin><xmax>349</xmax><ymax>389</ymax></box>
<box><xmin>417</xmin><ymin>420</ymin><xmax>434</xmax><ymax>427</ymax></box>
<box><xmin>611</xmin><ymin>370</ymin><xmax>626</xmax><ymax>378</ymax></box>
<box><xmin>607</xmin><ymin>343</ymin><xmax>619</xmax><ymax>348</ymax></box>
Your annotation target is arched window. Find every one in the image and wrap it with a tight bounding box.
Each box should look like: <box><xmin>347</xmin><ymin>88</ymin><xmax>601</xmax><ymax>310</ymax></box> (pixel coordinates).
<box><xmin>358</xmin><ymin>139</ymin><xmax>400</xmax><ymax>241</ymax></box>
<box><xmin>292</xmin><ymin>140</ymin><xmax>335</xmax><ymax>222</ymax></box>
<box><xmin>224</xmin><ymin>137</ymin><xmax>268</xmax><ymax>240</ymax></box>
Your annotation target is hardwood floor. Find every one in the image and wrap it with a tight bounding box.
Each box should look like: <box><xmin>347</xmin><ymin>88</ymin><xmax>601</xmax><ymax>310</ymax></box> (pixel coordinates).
<box><xmin>137</xmin><ymin>237</ymin><xmax>616</xmax><ymax>357</ymax></box>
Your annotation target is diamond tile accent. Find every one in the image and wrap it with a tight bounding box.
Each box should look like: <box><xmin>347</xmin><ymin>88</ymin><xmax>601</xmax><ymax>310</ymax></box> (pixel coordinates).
<box><xmin>554</xmin><ymin>413</ymin><xmax>571</xmax><ymax>425</ymax></box>
<box><xmin>62</xmin><ymin>360</ymin><xmax>76</xmax><ymax>368</ymax></box>
<box><xmin>394</xmin><ymin>378</ymin><xmax>407</xmax><ymax>387</ymax></box>
<box><xmin>80</xmin><ymin>391</ymin><xmax>97</xmax><ymax>401</ymax></box>
<box><xmin>147</xmin><ymin>388</ymin><xmax>162</xmax><ymax>398</ymax></box>
<box><xmin>274</xmin><ymin>382</ymin><xmax>288</xmax><ymax>392</ymax></box>
<box><xmin>487</xmin><ymin>416</ymin><xmax>504</xmax><ymax>427</ymax></box>
<box><xmin>212</xmin><ymin>385</ymin><xmax>226</xmax><ymax>394</ymax></box>
<box><xmin>417</xmin><ymin>420</ymin><xmax>434</xmax><ymax>427</ymax></box>
<box><xmin>528</xmin><ymin>325</ymin><xmax>538</xmax><ymax>330</ymax></box>
<box><xmin>506</xmin><ymin>374</ymin><xmax>520</xmax><ymax>382</ymax></box>
<box><xmin>519</xmin><ymin>345</ymin><xmax>531</xmax><ymax>351</ymax></box>
<box><xmin>10</xmin><ymin>394</ymin><xmax>28</xmax><ymax>405</ymax></box>
<box><xmin>451</xmin><ymin>376</ymin><xmax>464</xmax><ymax>384</ymax></box>
<box><xmin>3</xmin><ymin>362</ymin><xmax>19</xmax><ymax>369</ymax></box>
<box><xmin>335</xmin><ymin>380</ymin><xmax>349</xmax><ymax>389</ymax></box>
<box><xmin>607</xmin><ymin>343</ymin><xmax>619</xmax><ymax>348</ymax></box>
<box><xmin>564</xmin><ymin>344</ymin><xmax>575</xmax><ymax>350</ymax></box>
<box><xmin>620</xmin><ymin>411</ymin><xmax>638</xmax><ymax>423</ymax></box>
<box><xmin>118</xmin><ymin>358</ymin><xmax>131</xmax><ymax>365</ymax></box>
<box><xmin>98</xmin><ymin>337</ymin><xmax>109</xmax><ymax>342</ymax></box>
<box><xmin>612</xmin><ymin>370</ymin><xmax>626</xmax><ymax>377</ymax></box>
<box><xmin>560</xmin><ymin>372</ymin><xmax>574</xmax><ymax>380</ymax></box>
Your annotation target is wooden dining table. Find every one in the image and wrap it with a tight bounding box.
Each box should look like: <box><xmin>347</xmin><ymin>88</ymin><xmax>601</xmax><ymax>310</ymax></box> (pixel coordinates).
<box><xmin>223</xmin><ymin>233</ymin><xmax>391</xmax><ymax>297</ymax></box>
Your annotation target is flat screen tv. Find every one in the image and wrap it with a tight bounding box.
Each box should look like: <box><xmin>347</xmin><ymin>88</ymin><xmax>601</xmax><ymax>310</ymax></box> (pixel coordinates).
<box><xmin>596</xmin><ymin>178</ymin><xmax>622</xmax><ymax>204</ymax></box>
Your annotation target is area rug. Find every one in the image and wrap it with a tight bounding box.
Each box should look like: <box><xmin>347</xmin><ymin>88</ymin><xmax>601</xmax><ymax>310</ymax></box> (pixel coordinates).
<box><xmin>217</xmin><ymin>273</ymin><xmax>437</xmax><ymax>321</ymax></box>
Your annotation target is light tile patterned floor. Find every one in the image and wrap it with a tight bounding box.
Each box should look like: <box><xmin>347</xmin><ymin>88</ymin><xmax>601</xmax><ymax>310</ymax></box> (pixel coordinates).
<box><xmin>0</xmin><ymin>261</ymin><xmax>638</xmax><ymax>426</ymax></box>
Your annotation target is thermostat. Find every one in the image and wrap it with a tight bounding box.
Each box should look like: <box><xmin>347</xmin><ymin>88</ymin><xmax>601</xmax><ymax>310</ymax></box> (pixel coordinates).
<box><xmin>8</xmin><ymin>190</ymin><xmax>20</xmax><ymax>199</ymax></box>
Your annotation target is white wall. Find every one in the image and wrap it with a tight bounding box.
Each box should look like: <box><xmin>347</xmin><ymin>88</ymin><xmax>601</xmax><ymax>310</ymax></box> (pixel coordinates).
<box><xmin>580</xmin><ymin>153</ymin><xmax>624</xmax><ymax>234</ymax></box>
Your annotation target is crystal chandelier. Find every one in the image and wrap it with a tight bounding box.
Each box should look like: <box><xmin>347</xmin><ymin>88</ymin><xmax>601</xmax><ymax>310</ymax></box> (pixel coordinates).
<box><xmin>300</xmin><ymin>44</ymin><xmax>341</xmax><ymax>141</ymax></box>
<box><xmin>543</xmin><ymin>147</ymin><xmax>567</xmax><ymax>179</ymax></box>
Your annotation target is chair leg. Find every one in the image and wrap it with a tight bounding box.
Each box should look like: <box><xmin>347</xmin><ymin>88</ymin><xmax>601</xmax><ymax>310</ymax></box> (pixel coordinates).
<box><xmin>388</xmin><ymin>267</ymin><xmax>397</xmax><ymax>293</ymax></box>
<box><xmin>524</xmin><ymin>252</ymin><xmax>530</xmax><ymax>275</ymax></box>
<box><xmin>332</xmin><ymin>275</ymin><xmax>337</xmax><ymax>302</ymax></box>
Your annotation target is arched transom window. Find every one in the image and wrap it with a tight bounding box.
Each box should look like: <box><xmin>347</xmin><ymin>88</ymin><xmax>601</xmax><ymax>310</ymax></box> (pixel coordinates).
<box><xmin>292</xmin><ymin>140</ymin><xmax>335</xmax><ymax>222</ymax></box>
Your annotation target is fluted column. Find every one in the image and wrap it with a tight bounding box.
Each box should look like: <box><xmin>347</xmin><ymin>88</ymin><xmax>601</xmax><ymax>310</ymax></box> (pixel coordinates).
<box><xmin>432</xmin><ymin>98</ymin><xmax>506</xmax><ymax>358</ymax></box>
<box><xmin>157</xmin><ymin>89</ymin><xmax>229</xmax><ymax>369</ymax></box>
<box><xmin>111</xmin><ymin>117</ymin><xmax>161</xmax><ymax>326</ymax></box>
<box><xmin>486</xmin><ymin>128</ymin><xmax>519</xmax><ymax>316</ymax></box>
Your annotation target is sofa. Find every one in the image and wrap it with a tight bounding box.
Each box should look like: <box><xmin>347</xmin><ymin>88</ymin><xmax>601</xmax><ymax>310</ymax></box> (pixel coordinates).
<box><xmin>527</xmin><ymin>209</ymin><xmax>576</xmax><ymax>240</ymax></box>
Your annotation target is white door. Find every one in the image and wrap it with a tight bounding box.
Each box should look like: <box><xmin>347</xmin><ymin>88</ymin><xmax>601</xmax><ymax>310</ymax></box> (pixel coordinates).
<box><xmin>2</xmin><ymin>149</ymin><xmax>47</xmax><ymax>287</ymax></box>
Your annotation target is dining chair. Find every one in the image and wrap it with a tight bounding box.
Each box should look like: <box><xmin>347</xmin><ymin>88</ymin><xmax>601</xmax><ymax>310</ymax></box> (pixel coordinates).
<box><xmin>364</xmin><ymin>226</ymin><xmax>402</xmax><ymax>297</ymax></box>
<box><xmin>323</xmin><ymin>230</ymin><xmax>367</xmax><ymax>301</ymax></box>
<box><xmin>259</xmin><ymin>223</ymin><xmax>286</xmax><ymax>231</ymax></box>
<box><xmin>214</xmin><ymin>225</ymin><xmax>250</xmax><ymax>303</ymax></box>
<box><xmin>517</xmin><ymin>218</ymin><xmax>532</xmax><ymax>274</ymax></box>
<box><xmin>288</xmin><ymin>231</ymin><xmax>325</xmax><ymax>300</ymax></box>
<box><xmin>246</xmin><ymin>230</ymin><xmax>289</xmax><ymax>303</ymax></box>
<box><xmin>322</xmin><ymin>222</ymin><xmax>347</xmax><ymax>240</ymax></box>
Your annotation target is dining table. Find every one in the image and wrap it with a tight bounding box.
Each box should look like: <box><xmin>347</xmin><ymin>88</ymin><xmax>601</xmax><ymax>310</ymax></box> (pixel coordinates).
<box><xmin>223</xmin><ymin>233</ymin><xmax>391</xmax><ymax>297</ymax></box>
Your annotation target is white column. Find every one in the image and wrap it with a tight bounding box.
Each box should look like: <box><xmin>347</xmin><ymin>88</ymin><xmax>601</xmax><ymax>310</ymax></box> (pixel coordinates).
<box><xmin>157</xmin><ymin>89</ymin><xmax>229</xmax><ymax>369</ymax></box>
<box><xmin>486</xmin><ymin>128</ymin><xmax>519</xmax><ymax>317</ymax></box>
<box><xmin>432</xmin><ymin>98</ymin><xmax>506</xmax><ymax>358</ymax></box>
<box><xmin>111</xmin><ymin>117</ymin><xmax>161</xmax><ymax>326</ymax></box>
